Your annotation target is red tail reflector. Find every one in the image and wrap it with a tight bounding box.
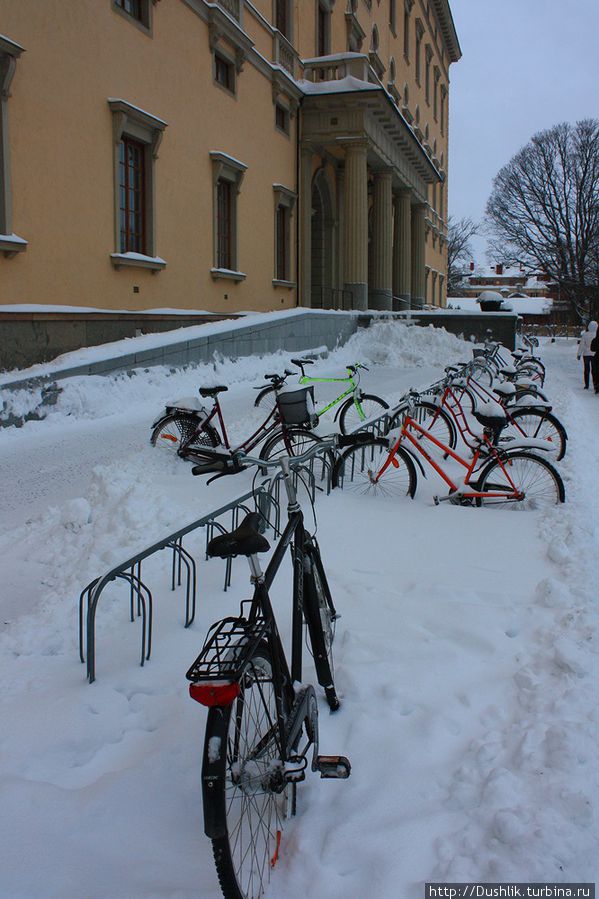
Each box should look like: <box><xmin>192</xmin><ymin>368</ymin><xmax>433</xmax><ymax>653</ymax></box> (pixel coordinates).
<box><xmin>271</xmin><ymin>830</ymin><xmax>282</xmax><ymax>868</ymax></box>
<box><xmin>391</xmin><ymin>456</ymin><xmax>400</xmax><ymax>468</ymax></box>
<box><xmin>189</xmin><ymin>682</ymin><xmax>240</xmax><ymax>707</ymax></box>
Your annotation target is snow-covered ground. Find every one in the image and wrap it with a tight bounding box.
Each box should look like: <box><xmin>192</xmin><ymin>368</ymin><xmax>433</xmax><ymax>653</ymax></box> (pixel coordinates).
<box><xmin>0</xmin><ymin>323</ymin><xmax>597</xmax><ymax>898</ymax></box>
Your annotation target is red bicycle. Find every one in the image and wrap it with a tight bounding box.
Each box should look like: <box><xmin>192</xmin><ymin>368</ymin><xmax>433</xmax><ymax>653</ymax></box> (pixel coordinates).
<box><xmin>333</xmin><ymin>393</ymin><xmax>565</xmax><ymax>509</ymax></box>
<box><xmin>393</xmin><ymin>364</ymin><xmax>567</xmax><ymax>461</ymax></box>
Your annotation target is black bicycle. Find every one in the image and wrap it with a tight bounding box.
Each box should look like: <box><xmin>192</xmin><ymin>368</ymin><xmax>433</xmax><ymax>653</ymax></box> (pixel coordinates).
<box><xmin>185</xmin><ymin>438</ymin><xmax>364</xmax><ymax>899</ymax></box>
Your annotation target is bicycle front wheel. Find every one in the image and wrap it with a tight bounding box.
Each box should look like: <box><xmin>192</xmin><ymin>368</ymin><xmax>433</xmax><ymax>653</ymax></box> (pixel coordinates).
<box><xmin>205</xmin><ymin>647</ymin><xmax>289</xmax><ymax>899</ymax></box>
<box><xmin>504</xmin><ymin>409</ymin><xmax>567</xmax><ymax>461</ymax></box>
<box><xmin>338</xmin><ymin>393</ymin><xmax>389</xmax><ymax>435</ymax></box>
<box><xmin>254</xmin><ymin>385</ymin><xmax>277</xmax><ymax>412</ymax></box>
<box><xmin>150</xmin><ymin>412</ymin><xmax>220</xmax><ymax>457</ymax></box>
<box><xmin>332</xmin><ymin>438</ymin><xmax>417</xmax><ymax>499</ymax></box>
<box><xmin>476</xmin><ymin>451</ymin><xmax>565</xmax><ymax>510</ymax></box>
<box><xmin>260</xmin><ymin>428</ymin><xmax>333</xmax><ymax>482</ymax></box>
<box><xmin>471</xmin><ymin>361</ymin><xmax>494</xmax><ymax>388</ymax></box>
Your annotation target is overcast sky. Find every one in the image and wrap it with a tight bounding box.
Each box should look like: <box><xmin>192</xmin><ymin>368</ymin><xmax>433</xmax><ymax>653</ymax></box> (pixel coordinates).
<box><xmin>447</xmin><ymin>0</ymin><xmax>599</xmax><ymax>263</ymax></box>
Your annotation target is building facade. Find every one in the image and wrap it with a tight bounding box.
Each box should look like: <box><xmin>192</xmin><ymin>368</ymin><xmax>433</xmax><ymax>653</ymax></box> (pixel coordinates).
<box><xmin>0</xmin><ymin>0</ymin><xmax>460</xmax><ymax>314</ymax></box>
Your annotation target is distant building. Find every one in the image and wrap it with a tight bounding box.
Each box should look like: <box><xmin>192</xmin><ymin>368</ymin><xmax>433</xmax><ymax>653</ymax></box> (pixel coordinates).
<box><xmin>1</xmin><ymin>0</ymin><xmax>461</xmax><ymax>316</ymax></box>
<box><xmin>455</xmin><ymin>264</ymin><xmax>553</xmax><ymax>301</ymax></box>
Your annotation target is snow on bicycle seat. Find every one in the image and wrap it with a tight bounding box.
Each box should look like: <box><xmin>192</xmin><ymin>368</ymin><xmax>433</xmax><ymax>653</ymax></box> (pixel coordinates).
<box><xmin>493</xmin><ymin>383</ymin><xmax>516</xmax><ymax>398</ymax></box>
<box><xmin>207</xmin><ymin>512</ymin><xmax>270</xmax><ymax>559</ymax></box>
<box><xmin>498</xmin><ymin>365</ymin><xmax>518</xmax><ymax>377</ymax></box>
<box><xmin>472</xmin><ymin>400</ymin><xmax>507</xmax><ymax>430</ymax></box>
<box><xmin>199</xmin><ymin>385</ymin><xmax>228</xmax><ymax>397</ymax></box>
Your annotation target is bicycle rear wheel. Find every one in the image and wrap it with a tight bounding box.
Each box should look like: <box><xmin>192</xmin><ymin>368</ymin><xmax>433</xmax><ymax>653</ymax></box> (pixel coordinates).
<box><xmin>150</xmin><ymin>412</ymin><xmax>220</xmax><ymax>457</ymax></box>
<box><xmin>504</xmin><ymin>409</ymin><xmax>567</xmax><ymax>460</ymax></box>
<box><xmin>332</xmin><ymin>438</ymin><xmax>417</xmax><ymax>499</ymax></box>
<box><xmin>338</xmin><ymin>393</ymin><xmax>389</xmax><ymax>435</ymax></box>
<box><xmin>476</xmin><ymin>451</ymin><xmax>565</xmax><ymax>510</ymax></box>
<box><xmin>205</xmin><ymin>646</ymin><xmax>289</xmax><ymax>899</ymax></box>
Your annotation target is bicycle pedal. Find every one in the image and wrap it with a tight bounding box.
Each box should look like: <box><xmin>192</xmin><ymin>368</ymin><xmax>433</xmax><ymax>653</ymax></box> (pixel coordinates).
<box><xmin>314</xmin><ymin>755</ymin><xmax>351</xmax><ymax>779</ymax></box>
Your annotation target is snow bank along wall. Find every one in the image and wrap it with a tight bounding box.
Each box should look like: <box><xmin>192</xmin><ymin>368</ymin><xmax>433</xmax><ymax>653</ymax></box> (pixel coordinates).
<box><xmin>1</xmin><ymin>310</ymin><xmax>518</xmax><ymax>426</ymax></box>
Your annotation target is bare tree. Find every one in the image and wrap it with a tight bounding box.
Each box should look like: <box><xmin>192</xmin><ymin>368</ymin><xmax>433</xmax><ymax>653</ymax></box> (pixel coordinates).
<box><xmin>485</xmin><ymin>119</ymin><xmax>599</xmax><ymax>320</ymax></box>
<box><xmin>447</xmin><ymin>216</ymin><xmax>479</xmax><ymax>294</ymax></box>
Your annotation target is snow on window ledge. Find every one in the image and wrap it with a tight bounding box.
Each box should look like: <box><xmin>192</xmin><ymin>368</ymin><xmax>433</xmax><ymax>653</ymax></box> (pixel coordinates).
<box><xmin>0</xmin><ymin>233</ymin><xmax>28</xmax><ymax>258</ymax></box>
<box><xmin>210</xmin><ymin>267</ymin><xmax>246</xmax><ymax>282</ymax></box>
<box><xmin>110</xmin><ymin>252</ymin><xmax>166</xmax><ymax>273</ymax></box>
<box><xmin>272</xmin><ymin>279</ymin><xmax>296</xmax><ymax>289</ymax></box>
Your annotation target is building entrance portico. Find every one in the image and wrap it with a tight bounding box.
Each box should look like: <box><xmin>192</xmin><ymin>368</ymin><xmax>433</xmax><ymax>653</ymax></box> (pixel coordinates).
<box><xmin>299</xmin><ymin>54</ymin><xmax>443</xmax><ymax>312</ymax></box>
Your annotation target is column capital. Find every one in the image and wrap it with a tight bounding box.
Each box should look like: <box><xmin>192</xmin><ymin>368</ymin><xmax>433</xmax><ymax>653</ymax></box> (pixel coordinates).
<box><xmin>338</xmin><ymin>137</ymin><xmax>369</xmax><ymax>153</ymax></box>
<box><xmin>373</xmin><ymin>168</ymin><xmax>393</xmax><ymax>181</ymax></box>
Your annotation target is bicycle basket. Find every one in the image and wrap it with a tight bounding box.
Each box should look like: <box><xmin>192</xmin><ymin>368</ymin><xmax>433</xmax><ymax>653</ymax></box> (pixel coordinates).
<box><xmin>276</xmin><ymin>384</ymin><xmax>317</xmax><ymax>427</ymax></box>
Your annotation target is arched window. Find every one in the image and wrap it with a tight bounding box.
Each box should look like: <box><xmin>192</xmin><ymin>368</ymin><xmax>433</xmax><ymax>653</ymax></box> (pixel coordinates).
<box><xmin>371</xmin><ymin>24</ymin><xmax>379</xmax><ymax>52</ymax></box>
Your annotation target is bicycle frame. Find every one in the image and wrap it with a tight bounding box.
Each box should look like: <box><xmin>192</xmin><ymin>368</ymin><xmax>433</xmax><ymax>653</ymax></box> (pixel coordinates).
<box><xmin>380</xmin><ymin>414</ymin><xmax>524</xmax><ymax>501</ymax></box>
<box><xmin>181</xmin><ymin>393</ymin><xmax>282</xmax><ymax>455</ymax></box>
<box><xmin>298</xmin><ymin>369</ymin><xmax>361</xmax><ymax>419</ymax></box>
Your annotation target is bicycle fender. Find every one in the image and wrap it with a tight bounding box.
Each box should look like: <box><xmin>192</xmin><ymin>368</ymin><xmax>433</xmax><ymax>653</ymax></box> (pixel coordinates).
<box><xmin>399</xmin><ymin>444</ymin><xmax>427</xmax><ymax>478</ymax></box>
<box><xmin>202</xmin><ymin>706</ymin><xmax>229</xmax><ymax>839</ymax></box>
<box><xmin>333</xmin><ymin>399</ymin><xmax>348</xmax><ymax>423</ymax></box>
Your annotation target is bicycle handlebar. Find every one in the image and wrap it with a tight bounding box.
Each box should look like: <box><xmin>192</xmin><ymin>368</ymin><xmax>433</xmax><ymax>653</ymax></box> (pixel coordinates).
<box><xmin>191</xmin><ymin>433</ymin><xmax>372</xmax><ymax>479</ymax></box>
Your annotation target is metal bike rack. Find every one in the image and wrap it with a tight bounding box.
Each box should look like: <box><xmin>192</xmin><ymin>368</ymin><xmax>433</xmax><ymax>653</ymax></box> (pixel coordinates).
<box><xmin>79</xmin><ymin>486</ymin><xmax>277</xmax><ymax>683</ymax></box>
<box><xmin>78</xmin><ymin>450</ymin><xmax>334</xmax><ymax>684</ymax></box>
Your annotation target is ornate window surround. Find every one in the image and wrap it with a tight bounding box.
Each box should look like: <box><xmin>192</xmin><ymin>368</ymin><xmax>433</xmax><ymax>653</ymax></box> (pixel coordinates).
<box><xmin>273</xmin><ymin>183</ymin><xmax>296</xmax><ymax>286</ymax></box>
<box><xmin>108</xmin><ymin>98</ymin><xmax>167</xmax><ymax>271</ymax></box>
<box><xmin>210</xmin><ymin>151</ymin><xmax>247</xmax><ymax>281</ymax></box>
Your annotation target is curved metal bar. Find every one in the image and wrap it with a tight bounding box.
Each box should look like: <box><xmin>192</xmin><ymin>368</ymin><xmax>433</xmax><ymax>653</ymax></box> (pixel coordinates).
<box><xmin>82</xmin><ymin>486</ymin><xmax>267</xmax><ymax>682</ymax></box>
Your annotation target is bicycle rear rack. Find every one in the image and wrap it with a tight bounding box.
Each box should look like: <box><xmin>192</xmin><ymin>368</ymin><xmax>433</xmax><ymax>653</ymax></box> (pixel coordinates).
<box><xmin>186</xmin><ymin>613</ymin><xmax>269</xmax><ymax>683</ymax></box>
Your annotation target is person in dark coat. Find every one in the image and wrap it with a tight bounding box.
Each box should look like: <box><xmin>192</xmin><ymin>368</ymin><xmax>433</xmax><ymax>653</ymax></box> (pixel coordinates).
<box><xmin>590</xmin><ymin>325</ymin><xmax>599</xmax><ymax>393</ymax></box>
<box><xmin>577</xmin><ymin>320</ymin><xmax>598</xmax><ymax>389</ymax></box>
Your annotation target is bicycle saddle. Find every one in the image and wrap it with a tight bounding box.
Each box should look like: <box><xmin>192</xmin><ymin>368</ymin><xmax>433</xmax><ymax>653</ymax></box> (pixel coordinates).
<box><xmin>291</xmin><ymin>358</ymin><xmax>314</xmax><ymax>366</ymax></box>
<box><xmin>207</xmin><ymin>512</ymin><xmax>270</xmax><ymax>559</ymax></box>
<box><xmin>199</xmin><ymin>385</ymin><xmax>228</xmax><ymax>397</ymax></box>
<box><xmin>472</xmin><ymin>402</ymin><xmax>507</xmax><ymax>442</ymax></box>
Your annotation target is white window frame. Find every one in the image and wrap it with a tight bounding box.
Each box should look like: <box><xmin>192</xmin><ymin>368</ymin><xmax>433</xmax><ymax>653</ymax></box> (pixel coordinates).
<box><xmin>0</xmin><ymin>34</ymin><xmax>27</xmax><ymax>257</ymax></box>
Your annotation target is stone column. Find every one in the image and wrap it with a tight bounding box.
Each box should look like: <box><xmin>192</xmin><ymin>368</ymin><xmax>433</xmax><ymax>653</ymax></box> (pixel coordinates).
<box><xmin>299</xmin><ymin>147</ymin><xmax>313</xmax><ymax>307</ymax></box>
<box><xmin>369</xmin><ymin>170</ymin><xmax>393</xmax><ymax>310</ymax></box>
<box><xmin>342</xmin><ymin>140</ymin><xmax>369</xmax><ymax>311</ymax></box>
<box><xmin>336</xmin><ymin>167</ymin><xmax>345</xmax><ymax>303</ymax></box>
<box><xmin>393</xmin><ymin>189</ymin><xmax>412</xmax><ymax>310</ymax></box>
<box><xmin>410</xmin><ymin>203</ymin><xmax>426</xmax><ymax>309</ymax></box>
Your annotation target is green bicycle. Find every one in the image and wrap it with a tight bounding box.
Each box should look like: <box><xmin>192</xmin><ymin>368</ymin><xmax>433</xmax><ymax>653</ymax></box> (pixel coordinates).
<box><xmin>254</xmin><ymin>358</ymin><xmax>389</xmax><ymax>434</ymax></box>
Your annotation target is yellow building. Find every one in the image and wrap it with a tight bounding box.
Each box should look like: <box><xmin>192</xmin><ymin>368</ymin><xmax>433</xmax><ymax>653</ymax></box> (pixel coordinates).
<box><xmin>0</xmin><ymin>0</ymin><xmax>460</xmax><ymax>314</ymax></box>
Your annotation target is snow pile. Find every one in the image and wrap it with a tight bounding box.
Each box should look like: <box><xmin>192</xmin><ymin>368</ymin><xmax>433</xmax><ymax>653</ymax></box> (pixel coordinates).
<box><xmin>336</xmin><ymin>320</ymin><xmax>473</xmax><ymax>369</ymax></box>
